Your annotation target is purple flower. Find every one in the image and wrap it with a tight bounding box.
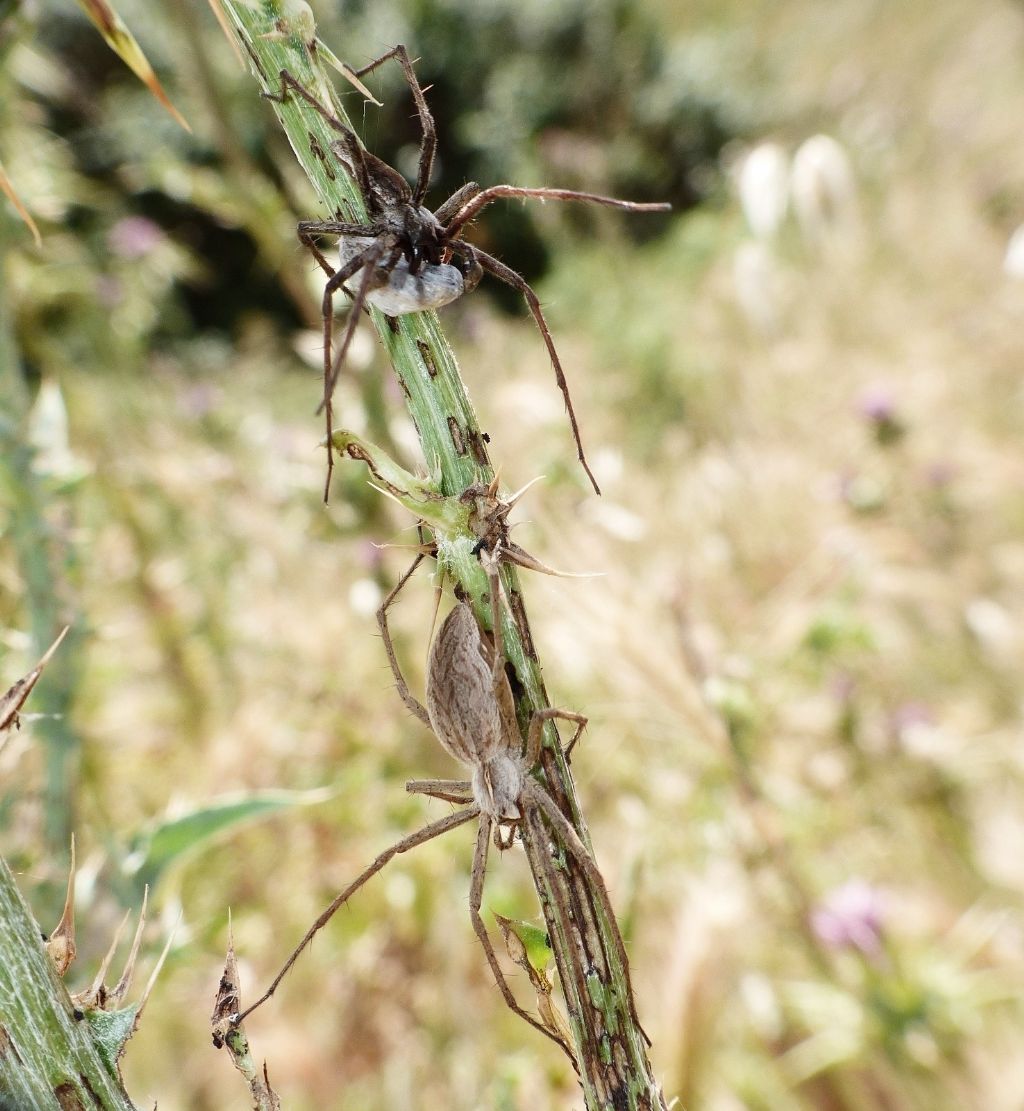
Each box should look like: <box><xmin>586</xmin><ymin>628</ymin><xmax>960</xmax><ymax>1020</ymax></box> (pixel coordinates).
<box><xmin>811</xmin><ymin>879</ymin><xmax>886</xmax><ymax>956</ymax></box>
<box><xmin>857</xmin><ymin>385</ymin><xmax>905</xmax><ymax>446</ymax></box>
<box><xmin>108</xmin><ymin>216</ymin><xmax>165</xmax><ymax>260</ymax></box>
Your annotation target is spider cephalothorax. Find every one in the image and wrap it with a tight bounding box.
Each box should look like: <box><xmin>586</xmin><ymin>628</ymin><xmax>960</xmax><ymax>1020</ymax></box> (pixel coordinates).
<box><xmin>269</xmin><ymin>46</ymin><xmax>670</xmax><ymax>498</ymax></box>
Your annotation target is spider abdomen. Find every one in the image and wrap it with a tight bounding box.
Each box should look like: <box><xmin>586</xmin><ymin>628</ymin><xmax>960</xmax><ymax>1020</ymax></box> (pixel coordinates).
<box><xmin>426</xmin><ymin>603</ymin><xmax>519</xmax><ymax>769</ymax></box>
<box><xmin>339</xmin><ymin>236</ymin><xmax>465</xmax><ymax>315</ymax></box>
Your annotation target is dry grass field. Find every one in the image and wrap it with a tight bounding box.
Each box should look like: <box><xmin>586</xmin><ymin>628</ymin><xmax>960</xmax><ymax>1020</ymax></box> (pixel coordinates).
<box><xmin>3</xmin><ymin>0</ymin><xmax>1024</xmax><ymax>1107</ymax></box>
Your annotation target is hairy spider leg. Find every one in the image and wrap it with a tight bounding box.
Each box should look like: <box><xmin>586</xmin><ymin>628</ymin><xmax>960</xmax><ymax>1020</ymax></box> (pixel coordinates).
<box><xmin>443</xmin><ymin>187</ymin><xmax>672</xmax><ymax>495</ymax></box>
<box><xmin>350</xmin><ymin>44</ymin><xmax>436</xmax><ymax>208</ymax></box>
<box><xmin>403</xmin><ymin>775</ymin><xmax>575</xmax><ymax>1057</ymax></box>
<box><xmin>233</xmin><ymin>805</ymin><xmax>478</xmax><ymax>1024</ymax></box>
<box><xmin>406</xmin><ymin>778</ymin><xmax>472</xmax><ymax>804</ymax></box>
<box><xmin>450</xmin><ymin>241</ymin><xmax>600</xmax><ymax>494</ymax></box>
<box><xmin>376</xmin><ymin>551</ymin><xmax>433</xmax><ymax>725</ymax></box>
<box><xmin>265</xmin><ymin>70</ymin><xmax>377</xmax><ymax>203</ymax></box>
<box><xmin>443</xmin><ymin>184</ymin><xmax>672</xmax><ymax>242</ymax></box>
<box><xmin>298</xmin><ymin>231</ymin><xmax>388</xmax><ymax>501</ymax></box>
<box><xmin>469</xmin><ymin>812</ymin><xmax>576</xmax><ymax>1058</ymax></box>
<box><xmin>432</xmin><ymin>181</ymin><xmax>485</xmax><ymax>228</ymax></box>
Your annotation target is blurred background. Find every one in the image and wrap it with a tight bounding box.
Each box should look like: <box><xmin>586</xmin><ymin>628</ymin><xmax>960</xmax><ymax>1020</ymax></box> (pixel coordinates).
<box><xmin>2</xmin><ymin>0</ymin><xmax>1024</xmax><ymax>1107</ymax></box>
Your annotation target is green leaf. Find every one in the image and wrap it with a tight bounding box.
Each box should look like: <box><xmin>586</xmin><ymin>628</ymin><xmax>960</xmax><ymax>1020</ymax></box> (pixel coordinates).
<box><xmin>495</xmin><ymin>914</ymin><xmax>551</xmax><ymax>974</ymax></box>
<box><xmin>124</xmin><ymin>788</ymin><xmax>331</xmax><ymax>892</ymax></box>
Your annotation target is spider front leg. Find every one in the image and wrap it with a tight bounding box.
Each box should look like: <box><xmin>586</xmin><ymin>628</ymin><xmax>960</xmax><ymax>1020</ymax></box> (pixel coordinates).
<box><xmin>376</xmin><ymin>553</ymin><xmax>433</xmax><ymax>726</ymax></box>
<box><xmin>432</xmin><ymin>181</ymin><xmax>484</xmax><ymax>227</ymax></box>
<box><xmin>309</xmin><ymin>235</ymin><xmax>389</xmax><ymax>501</ymax></box>
<box><xmin>351</xmin><ymin>45</ymin><xmax>436</xmax><ymax>207</ymax></box>
<box><xmin>265</xmin><ymin>70</ymin><xmax>377</xmax><ymax>202</ymax></box>
<box><xmin>233</xmin><ymin>805</ymin><xmax>477</xmax><ymax>1025</ymax></box>
<box><xmin>526</xmin><ymin>707</ymin><xmax>588</xmax><ymax>769</ymax></box>
<box><xmin>406</xmin><ymin>778</ymin><xmax>472</xmax><ymax>805</ymax></box>
<box><xmin>453</xmin><ymin>243</ymin><xmax>600</xmax><ymax>495</ymax></box>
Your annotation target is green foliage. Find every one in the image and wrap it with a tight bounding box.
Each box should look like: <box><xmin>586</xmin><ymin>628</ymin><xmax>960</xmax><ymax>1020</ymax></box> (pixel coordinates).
<box><xmin>122</xmin><ymin>789</ymin><xmax>331</xmax><ymax>896</ymax></box>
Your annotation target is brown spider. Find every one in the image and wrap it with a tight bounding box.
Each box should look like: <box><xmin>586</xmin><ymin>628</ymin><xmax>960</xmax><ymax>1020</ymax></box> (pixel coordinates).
<box><xmin>229</xmin><ymin>549</ymin><xmax>640</xmax><ymax>1058</ymax></box>
<box><xmin>266</xmin><ymin>46</ymin><xmax>671</xmax><ymax>499</ymax></box>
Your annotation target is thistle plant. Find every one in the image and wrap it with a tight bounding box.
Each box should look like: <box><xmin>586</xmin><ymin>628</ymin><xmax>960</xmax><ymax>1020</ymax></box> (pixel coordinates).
<box><xmin>214</xmin><ymin>2</ymin><xmax>666</xmax><ymax>1107</ymax></box>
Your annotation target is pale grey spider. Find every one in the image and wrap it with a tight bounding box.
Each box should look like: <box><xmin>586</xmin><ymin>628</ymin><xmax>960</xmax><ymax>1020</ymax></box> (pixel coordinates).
<box><xmin>231</xmin><ymin>550</ymin><xmax>641</xmax><ymax>1058</ymax></box>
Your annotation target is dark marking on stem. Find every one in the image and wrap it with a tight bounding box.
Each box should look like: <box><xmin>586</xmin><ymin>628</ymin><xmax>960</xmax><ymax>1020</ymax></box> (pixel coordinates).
<box><xmin>309</xmin><ymin>134</ymin><xmax>335</xmax><ymax>179</ymax></box>
<box><xmin>505</xmin><ymin>659</ymin><xmax>526</xmax><ymax>704</ymax></box>
<box><xmin>416</xmin><ymin>339</ymin><xmax>438</xmax><ymax>377</ymax></box>
<box><xmin>80</xmin><ymin>1074</ymin><xmax>102</xmax><ymax>1107</ymax></box>
<box><xmin>508</xmin><ymin>590</ymin><xmax>536</xmax><ymax>660</ymax></box>
<box><xmin>385</xmin><ymin>315</ymin><xmax>400</xmax><ymax>335</ymax></box>
<box><xmin>397</xmin><ymin>374</ymin><xmax>413</xmax><ymax>401</ymax></box>
<box><xmin>448</xmin><ymin>417</ymin><xmax>466</xmax><ymax>455</ymax></box>
<box><xmin>54</xmin><ymin>1084</ymin><xmax>85</xmax><ymax>1111</ymax></box>
<box><xmin>242</xmin><ymin>39</ymin><xmax>268</xmax><ymax>84</ymax></box>
<box><xmin>0</xmin><ymin>1024</ymin><xmax>22</xmax><ymax>1064</ymax></box>
<box><xmin>467</xmin><ymin>429</ymin><xmax>490</xmax><ymax>466</ymax></box>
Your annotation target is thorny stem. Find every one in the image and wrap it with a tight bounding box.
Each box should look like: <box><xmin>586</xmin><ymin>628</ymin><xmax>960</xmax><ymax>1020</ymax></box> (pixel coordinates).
<box><xmin>218</xmin><ymin>4</ymin><xmax>665</xmax><ymax>1108</ymax></box>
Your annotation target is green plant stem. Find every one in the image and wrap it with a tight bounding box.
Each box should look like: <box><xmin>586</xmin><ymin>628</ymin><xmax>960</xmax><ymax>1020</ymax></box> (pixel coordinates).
<box><xmin>219</xmin><ymin>4</ymin><xmax>665</xmax><ymax>1107</ymax></box>
<box><xmin>0</xmin><ymin>854</ymin><xmax>137</xmax><ymax>1111</ymax></box>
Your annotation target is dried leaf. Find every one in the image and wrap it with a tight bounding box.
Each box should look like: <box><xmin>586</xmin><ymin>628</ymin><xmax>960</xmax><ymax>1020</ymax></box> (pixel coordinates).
<box><xmin>537</xmin><ymin>990</ymin><xmax>576</xmax><ymax>1055</ymax></box>
<box><xmin>212</xmin><ymin>922</ymin><xmax>282</xmax><ymax>1110</ymax></box>
<box><xmin>494</xmin><ymin>912</ymin><xmax>532</xmax><ymax>975</ymax></box>
<box><xmin>211</xmin><ymin>924</ymin><xmax>241</xmax><ymax>1046</ymax></box>
<box><xmin>73</xmin><ymin>0</ymin><xmax>191</xmax><ymax>132</ymax></box>
<box><xmin>0</xmin><ymin>627</ymin><xmax>69</xmax><ymax>734</ymax></box>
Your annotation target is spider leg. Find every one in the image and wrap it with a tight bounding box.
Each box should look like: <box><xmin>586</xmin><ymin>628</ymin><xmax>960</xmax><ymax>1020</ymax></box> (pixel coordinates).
<box><xmin>266</xmin><ymin>69</ymin><xmax>375</xmax><ymax>201</ymax></box>
<box><xmin>523</xmin><ymin>781</ymin><xmax>647</xmax><ymax>1041</ymax></box>
<box><xmin>234</xmin><ymin>805</ymin><xmax>477</xmax><ymax>1024</ymax></box>
<box><xmin>406</xmin><ymin>778</ymin><xmax>472</xmax><ymax>805</ymax></box>
<box><xmin>352</xmin><ymin>45</ymin><xmax>436</xmax><ymax>207</ymax></box>
<box><xmin>432</xmin><ymin>181</ymin><xmax>483</xmax><ymax>226</ymax></box>
<box><xmin>319</xmin><ymin>239</ymin><xmax>387</xmax><ymax>502</ymax></box>
<box><xmin>456</xmin><ymin>243</ymin><xmax>600</xmax><ymax>495</ymax></box>
<box><xmin>376</xmin><ymin>553</ymin><xmax>432</xmax><ymax>726</ymax></box>
<box><xmin>443</xmin><ymin>184</ymin><xmax>671</xmax><ymax>242</ymax></box>
<box><xmin>478</xmin><ymin>543</ymin><xmax>507</xmax><ymax>687</ymax></box>
<box><xmin>298</xmin><ymin>220</ymin><xmax>386</xmax><ymax>278</ymax></box>
<box><xmin>469</xmin><ymin>814</ymin><xmax>575</xmax><ymax>1058</ymax></box>
<box><xmin>526</xmin><ymin>707</ymin><xmax>589</xmax><ymax>769</ymax></box>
